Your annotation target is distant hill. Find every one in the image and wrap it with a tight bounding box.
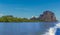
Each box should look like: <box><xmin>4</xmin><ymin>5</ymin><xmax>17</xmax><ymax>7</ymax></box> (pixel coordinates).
<box><xmin>30</xmin><ymin>10</ymin><xmax>57</xmax><ymax>22</ymax></box>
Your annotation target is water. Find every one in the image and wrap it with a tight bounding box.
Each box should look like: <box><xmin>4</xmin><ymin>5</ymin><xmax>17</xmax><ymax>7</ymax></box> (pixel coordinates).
<box><xmin>55</xmin><ymin>28</ymin><xmax>60</xmax><ymax>35</ymax></box>
<box><xmin>0</xmin><ymin>22</ymin><xmax>59</xmax><ymax>35</ymax></box>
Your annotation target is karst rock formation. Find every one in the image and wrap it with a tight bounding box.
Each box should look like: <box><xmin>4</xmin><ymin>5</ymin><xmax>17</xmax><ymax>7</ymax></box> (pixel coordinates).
<box><xmin>30</xmin><ymin>10</ymin><xmax>57</xmax><ymax>22</ymax></box>
<box><xmin>38</xmin><ymin>10</ymin><xmax>57</xmax><ymax>22</ymax></box>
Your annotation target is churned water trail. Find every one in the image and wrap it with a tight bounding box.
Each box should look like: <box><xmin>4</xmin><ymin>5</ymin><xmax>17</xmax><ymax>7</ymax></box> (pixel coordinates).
<box><xmin>43</xmin><ymin>23</ymin><xmax>60</xmax><ymax>35</ymax></box>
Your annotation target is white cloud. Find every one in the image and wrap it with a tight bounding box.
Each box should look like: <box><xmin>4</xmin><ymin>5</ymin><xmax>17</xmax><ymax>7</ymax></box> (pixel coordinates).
<box><xmin>0</xmin><ymin>13</ymin><xmax>4</xmax><ymax>17</ymax></box>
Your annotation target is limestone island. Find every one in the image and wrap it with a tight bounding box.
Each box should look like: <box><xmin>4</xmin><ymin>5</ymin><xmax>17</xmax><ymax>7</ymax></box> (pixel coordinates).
<box><xmin>0</xmin><ymin>10</ymin><xmax>57</xmax><ymax>22</ymax></box>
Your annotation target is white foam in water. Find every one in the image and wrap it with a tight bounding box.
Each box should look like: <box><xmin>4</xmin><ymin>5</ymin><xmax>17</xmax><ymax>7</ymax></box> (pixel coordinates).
<box><xmin>43</xmin><ymin>23</ymin><xmax>60</xmax><ymax>35</ymax></box>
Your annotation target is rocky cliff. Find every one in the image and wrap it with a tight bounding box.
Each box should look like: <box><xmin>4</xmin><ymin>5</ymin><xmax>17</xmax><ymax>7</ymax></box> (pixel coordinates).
<box><xmin>30</xmin><ymin>10</ymin><xmax>57</xmax><ymax>22</ymax></box>
<box><xmin>38</xmin><ymin>10</ymin><xmax>57</xmax><ymax>21</ymax></box>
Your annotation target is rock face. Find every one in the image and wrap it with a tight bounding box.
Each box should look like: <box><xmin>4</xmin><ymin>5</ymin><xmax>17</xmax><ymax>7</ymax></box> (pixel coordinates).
<box><xmin>38</xmin><ymin>10</ymin><xmax>57</xmax><ymax>22</ymax></box>
<box><xmin>30</xmin><ymin>10</ymin><xmax>57</xmax><ymax>22</ymax></box>
<box><xmin>30</xmin><ymin>16</ymin><xmax>37</xmax><ymax>20</ymax></box>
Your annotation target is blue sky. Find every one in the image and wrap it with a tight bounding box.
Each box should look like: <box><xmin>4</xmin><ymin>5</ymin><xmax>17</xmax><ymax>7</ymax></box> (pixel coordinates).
<box><xmin>0</xmin><ymin>0</ymin><xmax>60</xmax><ymax>20</ymax></box>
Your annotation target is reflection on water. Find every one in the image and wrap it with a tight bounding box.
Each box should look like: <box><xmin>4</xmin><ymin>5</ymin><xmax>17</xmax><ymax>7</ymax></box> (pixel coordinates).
<box><xmin>0</xmin><ymin>22</ymin><xmax>58</xmax><ymax>35</ymax></box>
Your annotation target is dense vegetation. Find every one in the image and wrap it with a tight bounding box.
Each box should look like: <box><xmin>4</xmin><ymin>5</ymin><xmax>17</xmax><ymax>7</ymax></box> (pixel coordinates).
<box><xmin>0</xmin><ymin>15</ymin><xmax>42</xmax><ymax>22</ymax></box>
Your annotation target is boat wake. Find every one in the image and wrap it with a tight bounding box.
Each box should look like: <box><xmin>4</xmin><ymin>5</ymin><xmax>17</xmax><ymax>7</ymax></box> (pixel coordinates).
<box><xmin>43</xmin><ymin>23</ymin><xmax>60</xmax><ymax>35</ymax></box>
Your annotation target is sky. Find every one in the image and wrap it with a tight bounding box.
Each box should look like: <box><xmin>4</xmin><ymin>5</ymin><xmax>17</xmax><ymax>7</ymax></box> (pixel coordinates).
<box><xmin>0</xmin><ymin>0</ymin><xmax>60</xmax><ymax>21</ymax></box>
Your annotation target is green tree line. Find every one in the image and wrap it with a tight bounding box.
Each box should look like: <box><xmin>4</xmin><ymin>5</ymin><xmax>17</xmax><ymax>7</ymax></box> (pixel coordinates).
<box><xmin>0</xmin><ymin>15</ymin><xmax>42</xmax><ymax>22</ymax></box>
